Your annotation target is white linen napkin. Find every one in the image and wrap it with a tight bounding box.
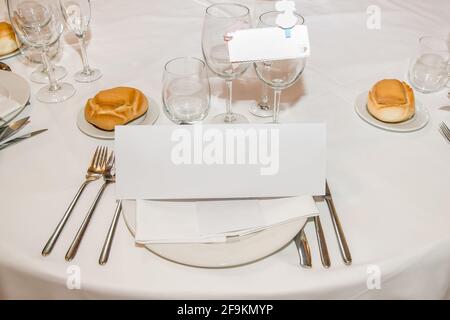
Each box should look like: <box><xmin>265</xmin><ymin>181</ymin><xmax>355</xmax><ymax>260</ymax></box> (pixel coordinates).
<box><xmin>0</xmin><ymin>94</ymin><xmax>21</xmax><ymax>120</ymax></box>
<box><xmin>135</xmin><ymin>196</ymin><xmax>319</xmax><ymax>244</ymax></box>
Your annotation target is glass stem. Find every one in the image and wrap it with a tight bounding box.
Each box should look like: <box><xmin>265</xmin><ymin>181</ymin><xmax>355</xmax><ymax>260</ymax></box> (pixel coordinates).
<box><xmin>78</xmin><ymin>35</ymin><xmax>92</xmax><ymax>75</ymax></box>
<box><xmin>41</xmin><ymin>48</ymin><xmax>59</xmax><ymax>91</ymax></box>
<box><xmin>225</xmin><ymin>79</ymin><xmax>234</xmax><ymax>122</ymax></box>
<box><xmin>260</xmin><ymin>83</ymin><xmax>269</xmax><ymax>108</ymax></box>
<box><xmin>273</xmin><ymin>89</ymin><xmax>282</xmax><ymax>123</ymax></box>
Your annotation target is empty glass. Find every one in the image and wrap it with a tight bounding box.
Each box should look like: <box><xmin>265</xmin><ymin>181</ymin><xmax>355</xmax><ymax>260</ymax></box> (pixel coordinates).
<box><xmin>202</xmin><ymin>3</ymin><xmax>251</xmax><ymax>124</ymax></box>
<box><xmin>408</xmin><ymin>36</ymin><xmax>449</xmax><ymax>93</ymax></box>
<box><xmin>7</xmin><ymin>0</ymin><xmax>75</xmax><ymax>103</ymax></box>
<box><xmin>162</xmin><ymin>57</ymin><xmax>210</xmax><ymax>124</ymax></box>
<box><xmin>254</xmin><ymin>11</ymin><xmax>306</xmax><ymax>123</ymax></box>
<box><xmin>60</xmin><ymin>0</ymin><xmax>102</xmax><ymax>82</ymax></box>
<box><xmin>250</xmin><ymin>11</ymin><xmax>305</xmax><ymax>118</ymax></box>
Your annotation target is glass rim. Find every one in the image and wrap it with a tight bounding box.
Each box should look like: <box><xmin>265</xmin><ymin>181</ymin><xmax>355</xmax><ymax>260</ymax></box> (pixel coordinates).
<box><xmin>259</xmin><ymin>10</ymin><xmax>305</xmax><ymax>28</ymax></box>
<box><xmin>164</xmin><ymin>56</ymin><xmax>206</xmax><ymax>76</ymax></box>
<box><xmin>205</xmin><ymin>3</ymin><xmax>250</xmax><ymax>19</ymax></box>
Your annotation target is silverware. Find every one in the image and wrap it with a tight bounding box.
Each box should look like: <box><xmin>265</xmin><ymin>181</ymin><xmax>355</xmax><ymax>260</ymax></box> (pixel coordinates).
<box><xmin>313</xmin><ymin>216</ymin><xmax>331</xmax><ymax>268</ymax></box>
<box><xmin>439</xmin><ymin>122</ymin><xmax>450</xmax><ymax>143</ymax></box>
<box><xmin>42</xmin><ymin>146</ymin><xmax>107</xmax><ymax>256</ymax></box>
<box><xmin>294</xmin><ymin>229</ymin><xmax>312</xmax><ymax>268</ymax></box>
<box><xmin>0</xmin><ymin>62</ymin><xmax>11</xmax><ymax>72</ymax></box>
<box><xmin>0</xmin><ymin>117</ymin><xmax>30</xmax><ymax>142</ymax></box>
<box><xmin>65</xmin><ymin>152</ymin><xmax>115</xmax><ymax>261</ymax></box>
<box><xmin>324</xmin><ymin>182</ymin><xmax>352</xmax><ymax>265</ymax></box>
<box><xmin>0</xmin><ymin>129</ymin><xmax>47</xmax><ymax>151</ymax></box>
<box><xmin>99</xmin><ymin>200</ymin><xmax>122</xmax><ymax>265</ymax></box>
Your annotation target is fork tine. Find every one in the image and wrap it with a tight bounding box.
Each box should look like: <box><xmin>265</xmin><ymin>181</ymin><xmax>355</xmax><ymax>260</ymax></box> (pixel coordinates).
<box><xmin>94</xmin><ymin>146</ymin><xmax>103</xmax><ymax>169</ymax></box>
<box><xmin>90</xmin><ymin>146</ymin><xmax>100</xmax><ymax>168</ymax></box>
<box><xmin>107</xmin><ymin>151</ymin><xmax>115</xmax><ymax>168</ymax></box>
<box><xmin>440</xmin><ymin>122</ymin><xmax>450</xmax><ymax>142</ymax></box>
<box><xmin>100</xmin><ymin>147</ymin><xmax>108</xmax><ymax>169</ymax></box>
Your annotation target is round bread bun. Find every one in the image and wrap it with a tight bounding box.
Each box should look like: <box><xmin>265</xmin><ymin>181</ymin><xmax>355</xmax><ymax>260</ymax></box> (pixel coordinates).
<box><xmin>367</xmin><ymin>79</ymin><xmax>415</xmax><ymax>123</ymax></box>
<box><xmin>85</xmin><ymin>87</ymin><xmax>149</xmax><ymax>131</ymax></box>
<box><xmin>0</xmin><ymin>21</ymin><xmax>18</xmax><ymax>56</ymax></box>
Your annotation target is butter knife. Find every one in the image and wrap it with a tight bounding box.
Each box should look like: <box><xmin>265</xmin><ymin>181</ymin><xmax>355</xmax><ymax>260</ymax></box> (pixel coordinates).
<box><xmin>0</xmin><ymin>116</ymin><xmax>30</xmax><ymax>142</ymax></box>
<box><xmin>0</xmin><ymin>129</ymin><xmax>47</xmax><ymax>150</ymax></box>
<box><xmin>294</xmin><ymin>229</ymin><xmax>312</xmax><ymax>268</ymax></box>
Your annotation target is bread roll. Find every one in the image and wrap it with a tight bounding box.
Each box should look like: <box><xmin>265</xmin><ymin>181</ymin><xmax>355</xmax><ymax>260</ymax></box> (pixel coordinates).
<box><xmin>85</xmin><ymin>87</ymin><xmax>149</xmax><ymax>131</ymax></box>
<box><xmin>0</xmin><ymin>22</ymin><xmax>18</xmax><ymax>56</ymax></box>
<box><xmin>367</xmin><ymin>79</ymin><xmax>415</xmax><ymax>123</ymax></box>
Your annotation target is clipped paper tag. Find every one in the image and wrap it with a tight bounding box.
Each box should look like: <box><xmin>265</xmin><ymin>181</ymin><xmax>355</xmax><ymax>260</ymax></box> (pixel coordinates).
<box><xmin>227</xmin><ymin>25</ymin><xmax>310</xmax><ymax>63</ymax></box>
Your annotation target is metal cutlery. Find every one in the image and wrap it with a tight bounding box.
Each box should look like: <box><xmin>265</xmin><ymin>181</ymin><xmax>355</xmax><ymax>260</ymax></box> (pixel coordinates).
<box><xmin>0</xmin><ymin>117</ymin><xmax>30</xmax><ymax>142</ymax></box>
<box><xmin>0</xmin><ymin>62</ymin><xmax>11</xmax><ymax>72</ymax></box>
<box><xmin>65</xmin><ymin>152</ymin><xmax>115</xmax><ymax>261</ymax></box>
<box><xmin>99</xmin><ymin>200</ymin><xmax>122</xmax><ymax>265</ymax></box>
<box><xmin>0</xmin><ymin>129</ymin><xmax>47</xmax><ymax>151</ymax></box>
<box><xmin>294</xmin><ymin>229</ymin><xmax>312</xmax><ymax>268</ymax></box>
<box><xmin>439</xmin><ymin>122</ymin><xmax>450</xmax><ymax>143</ymax></box>
<box><xmin>312</xmin><ymin>216</ymin><xmax>331</xmax><ymax>268</ymax></box>
<box><xmin>42</xmin><ymin>146</ymin><xmax>108</xmax><ymax>256</ymax></box>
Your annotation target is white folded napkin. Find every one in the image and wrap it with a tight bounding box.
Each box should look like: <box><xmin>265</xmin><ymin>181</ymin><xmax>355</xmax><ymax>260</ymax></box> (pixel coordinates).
<box><xmin>135</xmin><ymin>196</ymin><xmax>319</xmax><ymax>244</ymax></box>
<box><xmin>0</xmin><ymin>90</ymin><xmax>21</xmax><ymax>120</ymax></box>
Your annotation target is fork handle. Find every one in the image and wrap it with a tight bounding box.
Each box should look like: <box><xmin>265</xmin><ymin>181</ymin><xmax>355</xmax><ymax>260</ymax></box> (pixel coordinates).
<box><xmin>65</xmin><ymin>182</ymin><xmax>108</xmax><ymax>261</ymax></box>
<box><xmin>42</xmin><ymin>180</ymin><xmax>90</xmax><ymax>256</ymax></box>
<box><xmin>325</xmin><ymin>196</ymin><xmax>352</xmax><ymax>265</ymax></box>
<box><xmin>313</xmin><ymin>216</ymin><xmax>331</xmax><ymax>268</ymax></box>
<box><xmin>99</xmin><ymin>200</ymin><xmax>122</xmax><ymax>265</ymax></box>
<box><xmin>295</xmin><ymin>229</ymin><xmax>312</xmax><ymax>268</ymax></box>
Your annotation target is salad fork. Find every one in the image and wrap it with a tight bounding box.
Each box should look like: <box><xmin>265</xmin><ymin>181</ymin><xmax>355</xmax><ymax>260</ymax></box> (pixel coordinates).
<box><xmin>42</xmin><ymin>146</ymin><xmax>107</xmax><ymax>256</ymax></box>
<box><xmin>439</xmin><ymin>122</ymin><xmax>450</xmax><ymax>143</ymax></box>
<box><xmin>65</xmin><ymin>152</ymin><xmax>115</xmax><ymax>261</ymax></box>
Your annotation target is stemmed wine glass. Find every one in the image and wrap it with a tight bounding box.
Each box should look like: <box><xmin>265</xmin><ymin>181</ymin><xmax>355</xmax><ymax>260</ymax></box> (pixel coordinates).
<box><xmin>250</xmin><ymin>11</ymin><xmax>305</xmax><ymax>118</ymax></box>
<box><xmin>202</xmin><ymin>3</ymin><xmax>251</xmax><ymax>124</ymax></box>
<box><xmin>60</xmin><ymin>0</ymin><xmax>102</xmax><ymax>82</ymax></box>
<box><xmin>7</xmin><ymin>0</ymin><xmax>76</xmax><ymax>103</ymax></box>
<box><xmin>254</xmin><ymin>11</ymin><xmax>306</xmax><ymax>123</ymax></box>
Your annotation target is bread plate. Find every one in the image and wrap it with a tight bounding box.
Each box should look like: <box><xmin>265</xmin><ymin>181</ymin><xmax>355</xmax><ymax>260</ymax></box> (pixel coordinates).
<box><xmin>76</xmin><ymin>96</ymin><xmax>160</xmax><ymax>140</ymax></box>
<box><xmin>355</xmin><ymin>92</ymin><xmax>429</xmax><ymax>133</ymax></box>
<box><xmin>0</xmin><ymin>48</ymin><xmax>20</xmax><ymax>61</ymax></box>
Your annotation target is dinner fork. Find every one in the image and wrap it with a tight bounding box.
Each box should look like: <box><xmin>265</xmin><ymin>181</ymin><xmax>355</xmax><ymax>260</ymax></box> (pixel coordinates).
<box><xmin>439</xmin><ymin>122</ymin><xmax>450</xmax><ymax>143</ymax></box>
<box><xmin>65</xmin><ymin>152</ymin><xmax>115</xmax><ymax>261</ymax></box>
<box><xmin>42</xmin><ymin>146</ymin><xmax>107</xmax><ymax>256</ymax></box>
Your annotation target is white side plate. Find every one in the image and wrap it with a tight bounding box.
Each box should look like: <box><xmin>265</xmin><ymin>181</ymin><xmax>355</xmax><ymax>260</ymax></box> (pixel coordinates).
<box><xmin>0</xmin><ymin>49</ymin><xmax>20</xmax><ymax>61</ymax></box>
<box><xmin>355</xmin><ymin>92</ymin><xmax>429</xmax><ymax>132</ymax></box>
<box><xmin>121</xmin><ymin>200</ymin><xmax>307</xmax><ymax>268</ymax></box>
<box><xmin>76</xmin><ymin>97</ymin><xmax>160</xmax><ymax>140</ymax></box>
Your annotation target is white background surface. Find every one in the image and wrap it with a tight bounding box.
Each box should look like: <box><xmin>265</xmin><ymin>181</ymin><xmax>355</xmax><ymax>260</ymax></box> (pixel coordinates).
<box><xmin>0</xmin><ymin>0</ymin><xmax>449</xmax><ymax>299</ymax></box>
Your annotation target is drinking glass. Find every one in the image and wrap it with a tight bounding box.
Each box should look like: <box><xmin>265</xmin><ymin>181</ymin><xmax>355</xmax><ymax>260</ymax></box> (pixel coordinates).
<box><xmin>254</xmin><ymin>11</ymin><xmax>306</xmax><ymax>123</ymax></box>
<box><xmin>408</xmin><ymin>36</ymin><xmax>449</xmax><ymax>93</ymax></box>
<box><xmin>202</xmin><ymin>3</ymin><xmax>251</xmax><ymax>124</ymax></box>
<box><xmin>162</xmin><ymin>57</ymin><xmax>210</xmax><ymax>124</ymax></box>
<box><xmin>60</xmin><ymin>0</ymin><xmax>102</xmax><ymax>82</ymax></box>
<box><xmin>250</xmin><ymin>11</ymin><xmax>305</xmax><ymax>118</ymax></box>
<box><xmin>7</xmin><ymin>0</ymin><xmax>75</xmax><ymax>103</ymax></box>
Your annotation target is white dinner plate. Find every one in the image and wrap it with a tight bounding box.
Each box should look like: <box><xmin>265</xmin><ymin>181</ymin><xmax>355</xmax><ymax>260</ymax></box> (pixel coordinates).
<box><xmin>76</xmin><ymin>97</ymin><xmax>160</xmax><ymax>140</ymax></box>
<box><xmin>0</xmin><ymin>70</ymin><xmax>30</xmax><ymax>121</ymax></box>
<box><xmin>355</xmin><ymin>92</ymin><xmax>429</xmax><ymax>132</ymax></box>
<box><xmin>0</xmin><ymin>49</ymin><xmax>20</xmax><ymax>61</ymax></box>
<box><xmin>121</xmin><ymin>200</ymin><xmax>308</xmax><ymax>268</ymax></box>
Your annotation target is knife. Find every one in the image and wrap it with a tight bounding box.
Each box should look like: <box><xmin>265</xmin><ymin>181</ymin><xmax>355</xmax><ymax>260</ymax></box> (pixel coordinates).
<box><xmin>294</xmin><ymin>229</ymin><xmax>312</xmax><ymax>268</ymax></box>
<box><xmin>324</xmin><ymin>182</ymin><xmax>352</xmax><ymax>265</ymax></box>
<box><xmin>0</xmin><ymin>116</ymin><xmax>30</xmax><ymax>142</ymax></box>
<box><xmin>0</xmin><ymin>129</ymin><xmax>47</xmax><ymax>150</ymax></box>
<box><xmin>312</xmin><ymin>216</ymin><xmax>331</xmax><ymax>268</ymax></box>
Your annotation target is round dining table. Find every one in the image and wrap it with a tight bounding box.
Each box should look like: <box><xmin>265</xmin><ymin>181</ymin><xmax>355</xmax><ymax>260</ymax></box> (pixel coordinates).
<box><xmin>0</xmin><ymin>0</ymin><xmax>449</xmax><ymax>299</ymax></box>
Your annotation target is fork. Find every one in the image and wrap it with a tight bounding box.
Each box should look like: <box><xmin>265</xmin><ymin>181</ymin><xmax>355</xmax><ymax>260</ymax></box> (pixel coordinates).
<box><xmin>439</xmin><ymin>122</ymin><xmax>450</xmax><ymax>143</ymax></box>
<box><xmin>65</xmin><ymin>152</ymin><xmax>115</xmax><ymax>261</ymax></box>
<box><xmin>42</xmin><ymin>146</ymin><xmax>107</xmax><ymax>256</ymax></box>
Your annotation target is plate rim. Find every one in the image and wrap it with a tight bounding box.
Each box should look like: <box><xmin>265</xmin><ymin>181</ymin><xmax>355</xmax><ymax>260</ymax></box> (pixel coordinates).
<box><xmin>0</xmin><ymin>48</ymin><xmax>20</xmax><ymax>61</ymax></box>
<box><xmin>355</xmin><ymin>92</ymin><xmax>429</xmax><ymax>133</ymax></box>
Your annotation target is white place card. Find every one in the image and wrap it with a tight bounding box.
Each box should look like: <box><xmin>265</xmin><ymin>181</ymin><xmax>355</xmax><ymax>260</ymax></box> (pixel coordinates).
<box><xmin>227</xmin><ymin>25</ymin><xmax>311</xmax><ymax>63</ymax></box>
<box><xmin>115</xmin><ymin>123</ymin><xmax>326</xmax><ymax>200</ymax></box>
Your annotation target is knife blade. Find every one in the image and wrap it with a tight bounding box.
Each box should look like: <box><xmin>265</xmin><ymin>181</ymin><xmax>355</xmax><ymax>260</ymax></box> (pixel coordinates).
<box><xmin>324</xmin><ymin>181</ymin><xmax>352</xmax><ymax>265</ymax></box>
<box><xmin>0</xmin><ymin>129</ymin><xmax>47</xmax><ymax>150</ymax></box>
<box><xmin>0</xmin><ymin>116</ymin><xmax>30</xmax><ymax>142</ymax></box>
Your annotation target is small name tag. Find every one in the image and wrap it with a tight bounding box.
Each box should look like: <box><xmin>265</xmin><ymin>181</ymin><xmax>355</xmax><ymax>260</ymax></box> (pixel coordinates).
<box><xmin>227</xmin><ymin>25</ymin><xmax>311</xmax><ymax>63</ymax></box>
<box><xmin>115</xmin><ymin>124</ymin><xmax>326</xmax><ymax>200</ymax></box>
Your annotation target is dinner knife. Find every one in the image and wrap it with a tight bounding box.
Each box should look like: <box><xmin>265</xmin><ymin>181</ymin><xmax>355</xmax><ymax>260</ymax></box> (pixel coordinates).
<box><xmin>294</xmin><ymin>229</ymin><xmax>312</xmax><ymax>268</ymax></box>
<box><xmin>324</xmin><ymin>182</ymin><xmax>352</xmax><ymax>265</ymax></box>
<box><xmin>0</xmin><ymin>116</ymin><xmax>30</xmax><ymax>142</ymax></box>
<box><xmin>313</xmin><ymin>216</ymin><xmax>331</xmax><ymax>268</ymax></box>
<box><xmin>0</xmin><ymin>129</ymin><xmax>47</xmax><ymax>150</ymax></box>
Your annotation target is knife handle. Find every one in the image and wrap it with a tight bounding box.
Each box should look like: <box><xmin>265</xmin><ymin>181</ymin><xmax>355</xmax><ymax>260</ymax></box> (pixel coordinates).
<box><xmin>295</xmin><ymin>229</ymin><xmax>312</xmax><ymax>268</ymax></box>
<box><xmin>313</xmin><ymin>216</ymin><xmax>331</xmax><ymax>268</ymax></box>
<box><xmin>325</xmin><ymin>196</ymin><xmax>352</xmax><ymax>265</ymax></box>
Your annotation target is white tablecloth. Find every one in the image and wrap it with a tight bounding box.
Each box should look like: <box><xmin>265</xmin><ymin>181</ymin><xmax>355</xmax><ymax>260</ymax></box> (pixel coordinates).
<box><xmin>1</xmin><ymin>0</ymin><xmax>450</xmax><ymax>299</ymax></box>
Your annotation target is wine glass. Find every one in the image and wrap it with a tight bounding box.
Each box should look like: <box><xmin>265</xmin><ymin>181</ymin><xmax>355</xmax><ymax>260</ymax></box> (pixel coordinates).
<box><xmin>254</xmin><ymin>11</ymin><xmax>306</xmax><ymax>123</ymax></box>
<box><xmin>7</xmin><ymin>0</ymin><xmax>75</xmax><ymax>103</ymax></box>
<box><xmin>162</xmin><ymin>57</ymin><xmax>210</xmax><ymax>124</ymax></box>
<box><xmin>250</xmin><ymin>11</ymin><xmax>305</xmax><ymax>118</ymax></box>
<box><xmin>202</xmin><ymin>3</ymin><xmax>251</xmax><ymax>124</ymax></box>
<box><xmin>60</xmin><ymin>0</ymin><xmax>102</xmax><ymax>82</ymax></box>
